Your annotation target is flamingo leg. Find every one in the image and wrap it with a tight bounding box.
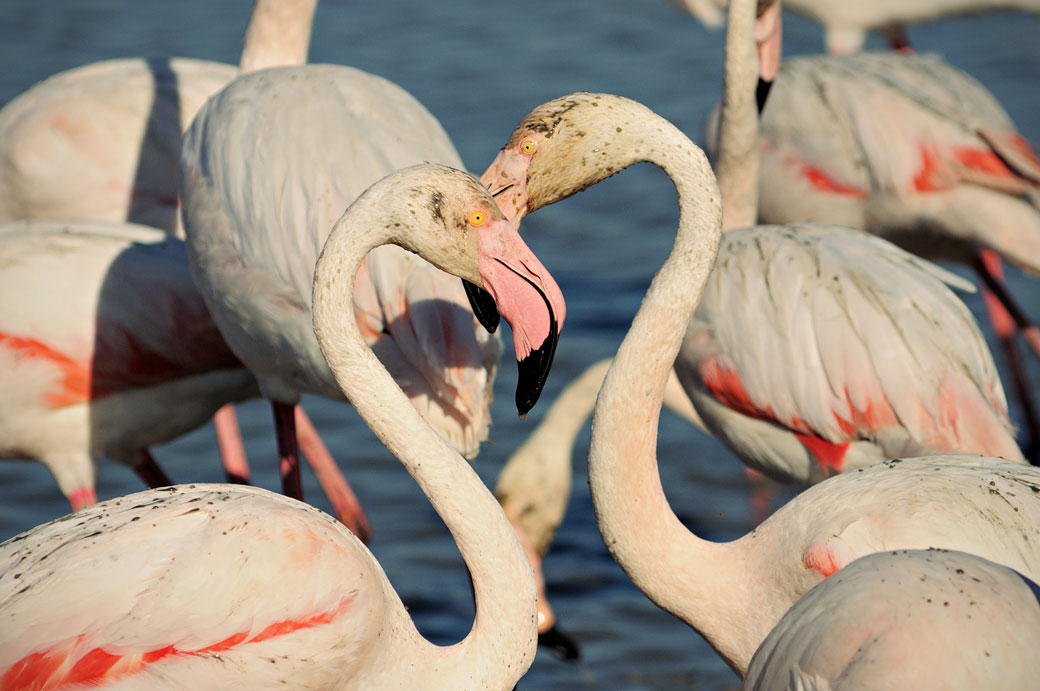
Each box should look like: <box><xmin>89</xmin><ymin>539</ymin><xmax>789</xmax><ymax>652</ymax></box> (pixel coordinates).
<box><xmin>295</xmin><ymin>406</ymin><xmax>372</xmax><ymax>543</ymax></box>
<box><xmin>133</xmin><ymin>449</ymin><xmax>174</xmax><ymax>488</ymax></box>
<box><xmin>974</xmin><ymin>250</ymin><xmax>1040</xmax><ymax>462</ymax></box>
<box><xmin>213</xmin><ymin>404</ymin><xmax>251</xmax><ymax>484</ymax></box>
<box><xmin>272</xmin><ymin>401</ymin><xmax>303</xmax><ymax>500</ymax></box>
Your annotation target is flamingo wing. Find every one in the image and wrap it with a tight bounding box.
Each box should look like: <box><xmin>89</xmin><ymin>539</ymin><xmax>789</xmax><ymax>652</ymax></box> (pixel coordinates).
<box><xmin>681</xmin><ymin>223</ymin><xmax>1021</xmax><ymax>480</ymax></box>
<box><xmin>181</xmin><ymin>64</ymin><xmax>500</xmax><ymax>450</ymax></box>
<box><xmin>360</xmin><ymin>244</ymin><xmax>501</xmax><ymax>459</ymax></box>
<box><xmin>0</xmin><ymin>222</ymin><xmax>240</xmax><ymax>407</ymax></box>
<box><xmin>0</xmin><ymin>486</ymin><xmax>378</xmax><ymax>689</ymax></box>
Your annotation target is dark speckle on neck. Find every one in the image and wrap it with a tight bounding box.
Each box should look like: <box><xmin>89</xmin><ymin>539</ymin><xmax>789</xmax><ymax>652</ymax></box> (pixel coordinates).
<box><xmin>431</xmin><ymin>191</ymin><xmax>444</xmax><ymax>221</ymax></box>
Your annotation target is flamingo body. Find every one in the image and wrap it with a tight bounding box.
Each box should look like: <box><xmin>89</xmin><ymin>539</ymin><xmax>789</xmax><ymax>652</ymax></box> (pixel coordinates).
<box><xmin>181</xmin><ymin>64</ymin><xmax>499</xmax><ymax>458</ymax></box>
<box><xmin>677</xmin><ymin>222</ymin><xmax>1023</xmax><ymax>483</ymax></box>
<box><xmin>753</xmin><ymin>52</ymin><xmax>1040</xmax><ymax>275</ymax></box>
<box><xmin>0</xmin><ymin>221</ymin><xmax>256</xmax><ymax>505</ymax></box>
<box><xmin>744</xmin><ymin>549</ymin><xmax>1040</xmax><ymax>689</ymax></box>
<box><xmin>0</xmin><ymin>57</ymin><xmax>234</xmax><ymax>236</ymax></box>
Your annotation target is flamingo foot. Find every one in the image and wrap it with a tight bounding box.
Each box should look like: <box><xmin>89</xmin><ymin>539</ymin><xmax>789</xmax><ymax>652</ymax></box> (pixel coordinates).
<box><xmin>538</xmin><ymin>626</ymin><xmax>580</xmax><ymax>661</ymax></box>
<box><xmin>272</xmin><ymin>401</ymin><xmax>303</xmax><ymax>500</ymax></box>
<box><xmin>133</xmin><ymin>449</ymin><xmax>173</xmax><ymax>488</ymax></box>
<box><xmin>296</xmin><ymin>406</ymin><xmax>372</xmax><ymax>543</ymax></box>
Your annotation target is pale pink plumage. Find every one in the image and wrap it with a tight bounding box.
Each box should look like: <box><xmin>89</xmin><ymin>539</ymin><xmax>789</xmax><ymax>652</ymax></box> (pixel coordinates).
<box><xmin>744</xmin><ymin>549</ymin><xmax>1040</xmax><ymax>689</ymax></box>
<box><xmin>678</xmin><ymin>222</ymin><xmax>1023</xmax><ymax>482</ymax></box>
<box><xmin>0</xmin><ymin>221</ymin><xmax>256</xmax><ymax>509</ymax></box>
<box><xmin>755</xmin><ymin>52</ymin><xmax>1040</xmax><ymax>275</ymax></box>
<box><xmin>0</xmin><ymin>57</ymin><xmax>232</xmax><ymax>237</ymax></box>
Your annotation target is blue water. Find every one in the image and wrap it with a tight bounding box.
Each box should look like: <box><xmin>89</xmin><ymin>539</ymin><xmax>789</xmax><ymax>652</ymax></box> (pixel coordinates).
<box><xmin>1</xmin><ymin>1</ymin><xmax>1038</xmax><ymax>688</ymax></box>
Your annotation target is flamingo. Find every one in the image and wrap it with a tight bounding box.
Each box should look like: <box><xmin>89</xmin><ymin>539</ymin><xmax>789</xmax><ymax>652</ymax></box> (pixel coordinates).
<box><xmin>0</xmin><ymin>0</ymin><xmax>369</xmax><ymax>525</ymax></box>
<box><xmin>179</xmin><ymin>35</ymin><xmax>517</xmax><ymax>510</ymax></box>
<box><xmin>673</xmin><ymin>0</ymin><xmax>1040</xmax><ymax>53</ymax></box>
<box><xmin>494</xmin><ymin>358</ymin><xmax>702</xmax><ymax>660</ymax></box>
<box><xmin>0</xmin><ymin>0</ymin><xmax>316</xmax><ymax>236</ymax></box>
<box><xmin>0</xmin><ymin>163</ymin><xmax>566</xmax><ymax>689</ymax></box>
<box><xmin>741</xmin><ymin>48</ymin><xmax>1040</xmax><ymax>457</ymax></box>
<box><xmin>0</xmin><ymin>221</ymin><xmax>255</xmax><ymax>510</ymax></box>
<box><xmin>480</xmin><ymin>91</ymin><xmax>1040</xmax><ymax>676</ymax></box>
<box><xmin>744</xmin><ymin>549</ymin><xmax>1040</xmax><ymax>689</ymax></box>
<box><xmin>483</xmin><ymin>0</ymin><xmax>1023</xmax><ymax>485</ymax></box>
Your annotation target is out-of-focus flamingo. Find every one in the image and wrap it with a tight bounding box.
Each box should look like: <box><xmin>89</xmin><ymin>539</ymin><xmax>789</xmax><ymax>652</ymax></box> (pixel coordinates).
<box><xmin>0</xmin><ymin>0</ymin><xmax>316</xmax><ymax>236</ymax></box>
<box><xmin>748</xmin><ymin>49</ymin><xmax>1040</xmax><ymax>457</ymax></box>
<box><xmin>674</xmin><ymin>0</ymin><xmax>1040</xmax><ymax>53</ymax></box>
<box><xmin>179</xmin><ymin>53</ymin><xmax>514</xmax><ymax>516</ymax></box>
<box><xmin>744</xmin><ymin>549</ymin><xmax>1040</xmax><ymax>689</ymax></box>
<box><xmin>0</xmin><ymin>164</ymin><xmax>566</xmax><ymax>690</ymax></box>
<box><xmin>0</xmin><ymin>221</ymin><xmax>255</xmax><ymax>510</ymax></box>
<box><xmin>481</xmin><ymin>91</ymin><xmax>1040</xmax><ymax>675</ymax></box>
<box><xmin>484</xmin><ymin>0</ymin><xmax>1023</xmax><ymax>484</ymax></box>
<box><xmin>0</xmin><ymin>0</ymin><xmax>370</xmax><ymax>528</ymax></box>
<box><xmin>495</xmin><ymin>358</ymin><xmax>701</xmax><ymax>659</ymax></box>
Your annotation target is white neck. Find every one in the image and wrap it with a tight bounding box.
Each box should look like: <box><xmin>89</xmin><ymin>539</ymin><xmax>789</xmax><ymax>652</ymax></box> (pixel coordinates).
<box><xmin>239</xmin><ymin>0</ymin><xmax>318</xmax><ymax>74</ymax></box>
<box><xmin>715</xmin><ymin>0</ymin><xmax>760</xmax><ymax>230</ymax></box>
<box><xmin>586</xmin><ymin>113</ymin><xmax>752</xmax><ymax>671</ymax></box>
<box><xmin>311</xmin><ymin>190</ymin><xmax>537</xmax><ymax>687</ymax></box>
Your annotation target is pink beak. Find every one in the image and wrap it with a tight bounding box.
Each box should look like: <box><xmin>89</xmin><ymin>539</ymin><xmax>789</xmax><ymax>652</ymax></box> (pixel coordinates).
<box><xmin>467</xmin><ymin>218</ymin><xmax>566</xmax><ymax>416</ymax></box>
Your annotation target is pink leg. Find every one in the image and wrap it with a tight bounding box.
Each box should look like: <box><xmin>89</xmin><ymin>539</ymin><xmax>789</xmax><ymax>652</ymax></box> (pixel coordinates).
<box><xmin>134</xmin><ymin>449</ymin><xmax>174</xmax><ymax>488</ymax></box>
<box><xmin>272</xmin><ymin>401</ymin><xmax>303</xmax><ymax>500</ymax></box>
<box><xmin>213</xmin><ymin>404</ymin><xmax>251</xmax><ymax>484</ymax></box>
<box><xmin>506</xmin><ymin>514</ymin><xmax>579</xmax><ymax>660</ymax></box>
<box><xmin>295</xmin><ymin>406</ymin><xmax>372</xmax><ymax>543</ymax></box>
<box><xmin>882</xmin><ymin>23</ymin><xmax>913</xmax><ymax>53</ymax></box>
<box><xmin>68</xmin><ymin>488</ymin><xmax>98</xmax><ymax>511</ymax></box>
<box><xmin>975</xmin><ymin>250</ymin><xmax>1040</xmax><ymax>461</ymax></box>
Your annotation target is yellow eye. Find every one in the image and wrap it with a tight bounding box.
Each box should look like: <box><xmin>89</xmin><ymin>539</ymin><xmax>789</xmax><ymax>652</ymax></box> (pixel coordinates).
<box><xmin>468</xmin><ymin>210</ymin><xmax>487</xmax><ymax>227</ymax></box>
<box><xmin>520</xmin><ymin>138</ymin><xmax>537</xmax><ymax>155</ymax></box>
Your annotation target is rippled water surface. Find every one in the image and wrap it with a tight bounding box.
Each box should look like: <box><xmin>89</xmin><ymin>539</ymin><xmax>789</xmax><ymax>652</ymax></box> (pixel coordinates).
<box><xmin>1</xmin><ymin>1</ymin><xmax>1039</xmax><ymax>688</ymax></box>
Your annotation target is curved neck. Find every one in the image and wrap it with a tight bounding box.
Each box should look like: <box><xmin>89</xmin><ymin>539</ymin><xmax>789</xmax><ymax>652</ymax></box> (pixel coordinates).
<box><xmin>587</xmin><ymin>116</ymin><xmax>750</xmax><ymax>668</ymax></box>
<box><xmin>239</xmin><ymin>0</ymin><xmax>318</xmax><ymax>74</ymax></box>
<box><xmin>716</xmin><ymin>0</ymin><xmax>760</xmax><ymax>230</ymax></box>
<box><xmin>495</xmin><ymin>358</ymin><xmax>612</xmax><ymax>554</ymax></box>
<box><xmin>312</xmin><ymin>207</ymin><xmax>537</xmax><ymax>686</ymax></box>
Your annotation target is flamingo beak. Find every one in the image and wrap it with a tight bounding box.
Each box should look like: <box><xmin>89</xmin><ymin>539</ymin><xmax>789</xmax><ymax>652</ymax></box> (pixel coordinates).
<box><xmin>480</xmin><ymin>148</ymin><xmax>532</xmax><ymax>223</ymax></box>
<box><xmin>754</xmin><ymin>0</ymin><xmax>782</xmax><ymax>111</ymax></box>
<box><xmin>469</xmin><ymin>218</ymin><xmax>566</xmax><ymax>416</ymax></box>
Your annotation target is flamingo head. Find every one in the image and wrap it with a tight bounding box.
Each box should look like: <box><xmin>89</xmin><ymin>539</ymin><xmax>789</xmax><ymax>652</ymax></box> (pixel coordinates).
<box><xmin>372</xmin><ymin>164</ymin><xmax>566</xmax><ymax>416</ymax></box>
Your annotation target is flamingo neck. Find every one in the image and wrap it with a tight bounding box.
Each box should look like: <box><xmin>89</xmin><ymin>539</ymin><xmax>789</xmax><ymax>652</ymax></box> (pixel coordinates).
<box><xmin>495</xmin><ymin>358</ymin><xmax>613</xmax><ymax>554</ymax></box>
<box><xmin>239</xmin><ymin>0</ymin><xmax>318</xmax><ymax>74</ymax></box>
<box><xmin>716</xmin><ymin>0</ymin><xmax>760</xmax><ymax>230</ymax></box>
<box><xmin>586</xmin><ymin>115</ymin><xmax>750</xmax><ymax>667</ymax></box>
<box><xmin>311</xmin><ymin>197</ymin><xmax>537</xmax><ymax>686</ymax></box>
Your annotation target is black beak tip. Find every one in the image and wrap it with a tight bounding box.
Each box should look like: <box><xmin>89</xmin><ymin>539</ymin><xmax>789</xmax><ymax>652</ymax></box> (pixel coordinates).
<box><xmin>515</xmin><ymin>317</ymin><xmax>559</xmax><ymax>417</ymax></box>
<box><xmin>462</xmin><ymin>279</ymin><xmax>500</xmax><ymax>333</ymax></box>
<box><xmin>538</xmin><ymin>625</ymin><xmax>581</xmax><ymax>661</ymax></box>
<box><xmin>756</xmin><ymin>77</ymin><xmax>773</xmax><ymax>113</ymax></box>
